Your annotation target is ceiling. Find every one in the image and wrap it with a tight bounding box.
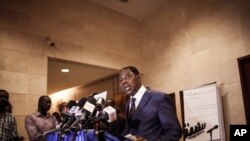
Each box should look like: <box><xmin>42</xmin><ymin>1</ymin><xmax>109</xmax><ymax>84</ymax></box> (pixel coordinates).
<box><xmin>87</xmin><ymin>0</ymin><xmax>167</xmax><ymax>22</ymax></box>
<box><xmin>48</xmin><ymin>58</ymin><xmax>119</xmax><ymax>94</ymax></box>
<box><xmin>48</xmin><ymin>1</ymin><xmax>167</xmax><ymax>94</ymax></box>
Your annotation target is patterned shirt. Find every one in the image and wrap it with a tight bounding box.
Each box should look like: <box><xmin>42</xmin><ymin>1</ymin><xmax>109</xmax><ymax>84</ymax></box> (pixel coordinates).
<box><xmin>0</xmin><ymin>112</ymin><xmax>18</xmax><ymax>141</ymax></box>
<box><xmin>25</xmin><ymin>111</ymin><xmax>58</xmax><ymax>141</ymax></box>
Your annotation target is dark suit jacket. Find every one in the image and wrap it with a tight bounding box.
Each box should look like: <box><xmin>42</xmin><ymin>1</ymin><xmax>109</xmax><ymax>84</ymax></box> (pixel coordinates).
<box><xmin>121</xmin><ymin>89</ymin><xmax>182</xmax><ymax>141</ymax></box>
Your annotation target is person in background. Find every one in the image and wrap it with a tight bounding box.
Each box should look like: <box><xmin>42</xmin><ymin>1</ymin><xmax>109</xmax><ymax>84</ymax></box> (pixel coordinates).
<box><xmin>0</xmin><ymin>89</ymin><xmax>24</xmax><ymax>141</ymax></box>
<box><xmin>25</xmin><ymin>95</ymin><xmax>58</xmax><ymax>141</ymax></box>
<box><xmin>5</xmin><ymin>101</ymin><xmax>24</xmax><ymax>141</ymax></box>
<box><xmin>119</xmin><ymin>66</ymin><xmax>182</xmax><ymax>141</ymax></box>
<box><xmin>58</xmin><ymin>102</ymin><xmax>67</xmax><ymax>113</ymax></box>
<box><xmin>58</xmin><ymin>102</ymin><xmax>68</xmax><ymax>123</ymax></box>
<box><xmin>0</xmin><ymin>91</ymin><xmax>19</xmax><ymax>141</ymax></box>
<box><xmin>0</xmin><ymin>89</ymin><xmax>9</xmax><ymax>100</ymax></box>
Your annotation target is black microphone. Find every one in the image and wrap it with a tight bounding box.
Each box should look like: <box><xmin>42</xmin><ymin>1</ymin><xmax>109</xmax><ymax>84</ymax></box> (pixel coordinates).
<box><xmin>207</xmin><ymin>125</ymin><xmax>218</xmax><ymax>133</ymax></box>
<box><xmin>67</xmin><ymin>98</ymin><xmax>88</xmax><ymax>129</ymax></box>
<box><xmin>60</xmin><ymin>99</ymin><xmax>76</xmax><ymax>126</ymax></box>
<box><xmin>66</xmin><ymin>100</ymin><xmax>77</xmax><ymax>110</ymax></box>
<box><xmin>83</xmin><ymin>97</ymin><xmax>97</xmax><ymax>114</ymax></box>
<box><xmin>77</xmin><ymin>97</ymin><xmax>87</xmax><ymax>109</ymax></box>
<box><xmin>68</xmin><ymin>97</ymin><xmax>97</xmax><ymax>129</ymax></box>
<box><xmin>87</xmin><ymin>96</ymin><xmax>97</xmax><ymax>105</ymax></box>
<box><xmin>59</xmin><ymin>111</ymin><xmax>73</xmax><ymax>129</ymax></box>
<box><xmin>60</xmin><ymin>98</ymin><xmax>87</xmax><ymax>131</ymax></box>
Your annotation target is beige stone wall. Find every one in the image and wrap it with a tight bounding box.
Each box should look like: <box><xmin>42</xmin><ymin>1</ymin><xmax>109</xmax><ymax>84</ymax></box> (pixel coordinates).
<box><xmin>0</xmin><ymin>0</ymin><xmax>141</xmax><ymax>140</ymax></box>
<box><xmin>141</xmin><ymin>0</ymin><xmax>250</xmax><ymax>140</ymax></box>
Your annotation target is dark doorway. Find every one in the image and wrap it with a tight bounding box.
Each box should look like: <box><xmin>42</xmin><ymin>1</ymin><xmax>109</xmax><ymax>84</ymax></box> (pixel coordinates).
<box><xmin>238</xmin><ymin>55</ymin><xmax>250</xmax><ymax>124</ymax></box>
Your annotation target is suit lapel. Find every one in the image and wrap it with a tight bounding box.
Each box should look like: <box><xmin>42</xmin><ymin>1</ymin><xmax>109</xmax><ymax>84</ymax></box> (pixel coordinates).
<box><xmin>132</xmin><ymin>90</ymin><xmax>152</xmax><ymax>118</ymax></box>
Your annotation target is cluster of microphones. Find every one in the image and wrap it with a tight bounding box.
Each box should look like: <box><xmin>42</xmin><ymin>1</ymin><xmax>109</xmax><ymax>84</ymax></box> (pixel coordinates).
<box><xmin>43</xmin><ymin>95</ymin><xmax>117</xmax><ymax>140</ymax></box>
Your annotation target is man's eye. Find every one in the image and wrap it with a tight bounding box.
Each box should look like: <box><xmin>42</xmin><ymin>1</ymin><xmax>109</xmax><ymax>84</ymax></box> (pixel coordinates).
<box><xmin>126</xmin><ymin>75</ymin><xmax>131</xmax><ymax>78</ymax></box>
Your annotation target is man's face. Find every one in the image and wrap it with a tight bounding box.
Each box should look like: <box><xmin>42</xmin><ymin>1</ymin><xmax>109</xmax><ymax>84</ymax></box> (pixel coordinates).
<box><xmin>119</xmin><ymin>68</ymin><xmax>141</xmax><ymax>96</ymax></box>
<box><xmin>39</xmin><ymin>97</ymin><xmax>52</xmax><ymax>112</ymax></box>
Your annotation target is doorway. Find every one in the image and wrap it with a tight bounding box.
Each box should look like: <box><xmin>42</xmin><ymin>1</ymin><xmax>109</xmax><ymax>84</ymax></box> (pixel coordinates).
<box><xmin>238</xmin><ymin>55</ymin><xmax>250</xmax><ymax>124</ymax></box>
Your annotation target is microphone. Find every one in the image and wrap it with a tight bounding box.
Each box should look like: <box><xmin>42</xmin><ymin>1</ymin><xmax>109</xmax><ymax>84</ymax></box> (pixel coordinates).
<box><xmin>97</xmin><ymin>106</ymin><xmax>117</xmax><ymax>123</ymax></box>
<box><xmin>94</xmin><ymin>97</ymin><xmax>105</xmax><ymax>117</ymax></box>
<box><xmin>59</xmin><ymin>111</ymin><xmax>72</xmax><ymax>129</ymax></box>
<box><xmin>77</xmin><ymin>97</ymin><xmax>87</xmax><ymax>109</ymax></box>
<box><xmin>59</xmin><ymin>99</ymin><xmax>76</xmax><ymax>127</ymax></box>
<box><xmin>207</xmin><ymin>125</ymin><xmax>218</xmax><ymax>133</ymax></box>
<box><xmin>60</xmin><ymin>98</ymin><xmax>87</xmax><ymax>131</ymax></box>
<box><xmin>83</xmin><ymin>97</ymin><xmax>97</xmax><ymax>113</ymax></box>
<box><xmin>67</xmin><ymin>97</ymin><xmax>88</xmax><ymax>129</ymax></box>
<box><xmin>66</xmin><ymin>100</ymin><xmax>77</xmax><ymax>110</ymax></box>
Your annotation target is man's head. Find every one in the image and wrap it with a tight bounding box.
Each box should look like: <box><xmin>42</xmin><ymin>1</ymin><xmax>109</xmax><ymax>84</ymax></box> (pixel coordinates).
<box><xmin>0</xmin><ymin>89</ymin><xmax>9</xmax><ymax>100</ymax></box>
<box><xmin>38</xmin><ymin>95</ymin><xmax>52</xmax><ymax>113</ymax></box>
<box><xmin>119</xmin><ymin>66</ymin><xmax>142</xmax><ymax>96</ymax></box>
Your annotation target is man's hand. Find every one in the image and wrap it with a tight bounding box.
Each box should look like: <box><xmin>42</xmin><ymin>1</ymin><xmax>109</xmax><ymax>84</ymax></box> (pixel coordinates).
<box><xmin>125</xmin><ymin>134</ymin><xmax>147</xmax><ymax>141</ymax></box>
<box><xmin>134</xmin><ymin>135</ymin><xmax>147</xmax><ymax>141</ymax></box>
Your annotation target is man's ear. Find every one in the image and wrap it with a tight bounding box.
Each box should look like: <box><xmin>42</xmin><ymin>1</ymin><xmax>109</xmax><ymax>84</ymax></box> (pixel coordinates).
<box><xmin>137</xmin><ymin>74</ymin><xmax>141</xmax><ymax>81</ymax></box>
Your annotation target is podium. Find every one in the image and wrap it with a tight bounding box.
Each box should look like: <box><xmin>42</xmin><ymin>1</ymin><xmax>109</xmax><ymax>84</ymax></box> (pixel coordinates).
<box><xmin>46</xmin><ymin>130</ymin><xmax>120</xmax><ymax>141</ymax></box>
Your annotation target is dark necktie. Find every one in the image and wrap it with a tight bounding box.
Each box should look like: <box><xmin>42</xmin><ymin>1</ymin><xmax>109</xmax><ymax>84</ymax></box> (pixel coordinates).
<box><xmin>129</xmin><ymin>98</ymin><xmax>136</xmax><ymax>117</ymax></box>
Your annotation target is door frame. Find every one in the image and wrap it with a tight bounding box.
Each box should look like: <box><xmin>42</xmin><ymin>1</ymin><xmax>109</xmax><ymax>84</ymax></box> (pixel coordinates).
<box><xmin>238</xmin><ymin>54</ymin><xmax>250</xmax><ymax>124</ymax></box>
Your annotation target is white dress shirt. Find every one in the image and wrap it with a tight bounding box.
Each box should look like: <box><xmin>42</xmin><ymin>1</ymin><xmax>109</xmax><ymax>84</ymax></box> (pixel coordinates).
<box><xmin>130</xmin><ymin>85</ymin><xmax>147</xmax><ymax>109</ymax></box>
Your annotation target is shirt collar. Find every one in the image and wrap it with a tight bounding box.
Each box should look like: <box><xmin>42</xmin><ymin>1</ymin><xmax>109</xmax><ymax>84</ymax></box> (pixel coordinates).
<box><xmin>34</xmin><ymin>110</ymin><xmax>51</xmax><ymax>118</ymax></box>
<box><xmin>131</xmin><ymin>85</ymin><xmax>146</xmax><ymax>101</ymax></box>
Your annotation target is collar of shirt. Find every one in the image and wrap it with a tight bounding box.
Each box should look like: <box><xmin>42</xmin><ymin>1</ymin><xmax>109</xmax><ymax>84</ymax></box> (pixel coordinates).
<box><xmin>130</xmin><ymin>85</ymin><xmax>147</xmax><ymax>109</ymax></box>
<box><xmin>34</xmin><ymin>110</ymin><xmax>51</xmax><ymax>118</ymax></box>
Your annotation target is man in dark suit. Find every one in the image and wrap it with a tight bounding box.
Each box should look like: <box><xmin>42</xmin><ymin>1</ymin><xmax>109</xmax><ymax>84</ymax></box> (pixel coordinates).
<box><xmin>119</xmin><ymin>66</ymin><xmax>182</xmax><ymax>141</ymax></box>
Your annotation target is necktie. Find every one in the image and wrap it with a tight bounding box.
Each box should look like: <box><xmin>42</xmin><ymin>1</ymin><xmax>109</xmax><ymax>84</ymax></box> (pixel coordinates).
<box><xmin>129</xmin><ymin>98</ymin><xmax>136</xmax><ymax>117</ymax></box>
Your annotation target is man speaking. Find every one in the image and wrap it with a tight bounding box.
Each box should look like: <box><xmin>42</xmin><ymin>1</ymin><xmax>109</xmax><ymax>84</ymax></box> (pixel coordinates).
<box><xmin>119</xmin><ymin>66</ymin><xmax>182</xmax><ymax>141</ymax></box>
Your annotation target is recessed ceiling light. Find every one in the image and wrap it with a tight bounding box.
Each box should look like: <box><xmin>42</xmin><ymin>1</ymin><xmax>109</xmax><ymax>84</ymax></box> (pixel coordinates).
<box><xmin>61</xmin><ymin>68</ymin><xmax>69</xmax><ymax>73</ymax></box>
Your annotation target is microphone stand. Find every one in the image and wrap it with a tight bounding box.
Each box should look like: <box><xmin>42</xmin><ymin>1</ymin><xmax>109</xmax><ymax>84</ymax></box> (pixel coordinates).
<box><xmin>209</xmin><ymin>131</ymin><xmax>213</xmax><ymax>141</ymax></box>
<box><xmin>71</xmin><ymin>127</ymin><xmax>79</xmax><ymax>141</ymax></box>
<box><xmin>94</xmin><ymin>118</ymin><xmax>105</xmax><ymax>141</ymax></box>
<box><xmin>207</xmin><ymin>125</ymin><xmax>218</xmax><ymax>141</ymax></box>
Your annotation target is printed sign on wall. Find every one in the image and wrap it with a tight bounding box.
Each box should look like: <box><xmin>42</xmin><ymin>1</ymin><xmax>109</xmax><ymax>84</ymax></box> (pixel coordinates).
<box><xmin>182</xmin><ymin>84</ymin><xmax>225</xmax><ymax>141</ymax></box>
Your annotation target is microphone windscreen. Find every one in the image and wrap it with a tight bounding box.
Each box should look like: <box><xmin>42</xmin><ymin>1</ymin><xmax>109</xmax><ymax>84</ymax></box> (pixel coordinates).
<box><xmin>103</xmin><ymin>106</ymin><xmax>117</xmax><ymax>122</ymax></box>
<box><xmin>87</xmin><ymin>97</ymin><xmax>97</xmax><ymax>105</ymax></box>
<box><xmin>60</xmin><ymin>111</ymin><xmax>72</xmax><ymax>117</ymax></box>
<box><xmin>67</xmin><ymin>100</ymin><xmax>77</xmax><ymax>109</ymax></box>
<box><xmin>77</xmin><ymin>97</ymin><xmax>87</xmax><ymax>108</ymax></box>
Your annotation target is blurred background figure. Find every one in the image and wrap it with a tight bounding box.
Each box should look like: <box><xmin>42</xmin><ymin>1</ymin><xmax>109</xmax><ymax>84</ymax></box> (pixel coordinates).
<box><xmin>58</xmin><ymin>102</ymin><xmax>68</xmax><ymax>122</ymax></box>
<box><xmin>58</xmin><ymin>102</ymin><xmax>67</xmax><ymax>113</ymax></box>
<box><xmin>0</xmin><ymin>89</ymin><xmax>24</xmax><ymax>141</ymax></box>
